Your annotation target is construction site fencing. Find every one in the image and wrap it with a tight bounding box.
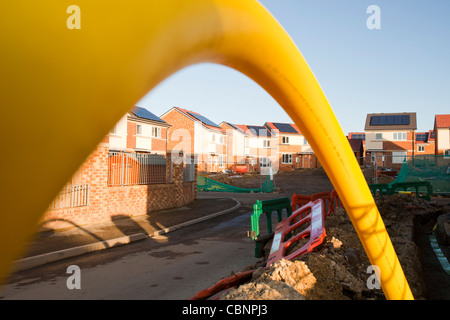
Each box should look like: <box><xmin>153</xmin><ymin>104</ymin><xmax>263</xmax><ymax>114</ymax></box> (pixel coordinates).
<box><xmin>357</xmin><ymin>155</ymin><xmax>449</xmax><ymax>195</ymax></box>
<box><xmin>197</xmin><ymin>174</ymin><xmax>275</xmax><ymax>193</ymax></box>
<box><xmin>107</xmin><ymin>151</ymin><xmax>172</xmax><ymax>186</ymax></box>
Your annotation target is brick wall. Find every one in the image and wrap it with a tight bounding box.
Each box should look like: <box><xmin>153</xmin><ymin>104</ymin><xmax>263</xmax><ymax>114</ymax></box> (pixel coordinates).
<box><xmin>161</xmin><ymin>108</ymin><xmax>195</xmax><ymax>153</ymax></box>
<box><xmin>41</xmin><ymin>144</ymin><xmax>196</xmax><ymax>230</ymax></box>
<box><xmin>127</xmin><ymin>122</ymin><xmax>137</xmax><ymax>149</ymax></box>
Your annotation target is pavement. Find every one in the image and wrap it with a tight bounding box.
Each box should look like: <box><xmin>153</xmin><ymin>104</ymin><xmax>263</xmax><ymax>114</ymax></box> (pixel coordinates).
<box><xmin>11</xmin><ymin>196</ymin><xmax>242</xmax><ymax>273</ymax></box>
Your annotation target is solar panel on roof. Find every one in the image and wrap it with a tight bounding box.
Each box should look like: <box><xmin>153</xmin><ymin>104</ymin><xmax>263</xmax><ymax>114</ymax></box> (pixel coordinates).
<box><xmin>401</xmin><ymin>115</ymin><xmax>410</xmax><ymax>125</ymax></box>
<box><xmin>351</xmin><ymin>134</ymin><xmax>365</xmax><ymax>140</ymax></box>
<box><xmin>272</xmin><ymin>122</ymin><xmax>298</xmax><ymax>133</ymax></box>
<box><xmin>132</xmin><ymin>107</ymin><xmax>166</xmax><ymax>123</ymax></box>
<box><xmin>386</xmin><ymin>116</ymin><xmax>394</xmax><ymax>125</ymax></box>
<box><xmin>370</xmin><ymin>115</ymin><xmax>411</xmax><ymax>126</ymax></box>
<box><xmin>187</xmin><ymin>112</ymin><xmax>221</xmax><ymax>128</ymax></box>
<box><xmin>227</xmin><ymin>123</ymin><xmax>245</xmax><ymax>133</ymax></box>
<box><xmin>415</xmin><ymin>133</ymin><xmax>428</xmax><ymax>142</ymax></box>
<box><xmin>370</xmin><ymin>116</ymin><xmax>380</xmax><ymax>125</ymax></box>
<box><xmin>246</xmin><ymin>125</ymin><xmax>271</xmax><ymax>137</ymax></box>
<box><xmin>226</xmin><ymin>122</ymin><xmax>239</xmax><ymax>130</ymax></box>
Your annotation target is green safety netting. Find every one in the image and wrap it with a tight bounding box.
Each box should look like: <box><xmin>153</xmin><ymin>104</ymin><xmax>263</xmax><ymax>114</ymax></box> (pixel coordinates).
<box><xmin>389</xmin><ymin>155</ymin><xmax>450</xmax><ymax>195</ymax></box>
<box><xmin>197</xmin><ymin>174</ymin><xmax>274</xmax><ymax>193</ymax></box>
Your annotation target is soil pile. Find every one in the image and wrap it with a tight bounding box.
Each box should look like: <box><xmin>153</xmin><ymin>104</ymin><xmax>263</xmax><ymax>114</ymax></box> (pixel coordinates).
<box><xmin>222</xmin><ymin>194</ymin><xmax>446</xmax><ymax>300</ymax></box>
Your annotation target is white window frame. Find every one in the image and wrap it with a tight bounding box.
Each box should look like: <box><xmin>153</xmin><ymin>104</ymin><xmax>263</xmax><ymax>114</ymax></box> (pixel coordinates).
<box><xmin>136</xmin><ymin>124</ymin><xmax>142</xmax><ymax>135</ymax></box>
<box><xmin>282</xmin><ymin>154</ymin><xmax>293</xmax><ymax>164</ymax></box>
<box><xmin>263</xmin><ymin>140</ymin><xmax>270</xmax><ymax>148</ymax></box>
<box><xmin>375</xmin><ymin>133</ymin><xmax>383</xmax><ymax>140</ymax></box>
<box><xmin>393</xmin><ymin>132</ymin><xmax>407</xmax><ymax>141</ymax></box>
<box><xmin>259</xmin><ymin>157</ymin><xmax>271</xmax><ymax>167</ymax></box>
<box><xmin>151</xmin><ymin>127</ymin><xmax>161</xmax><ymax>138</ymax></box>
<box><xmin>417</xmin><ymin>145</ymin><xmax>425</xmax><ymax>152</ymax></box>
<box><xmin>219</xmin><ymin>155</ymin><xmax>225</xmax><ymax>168</ymax></box>
<box><xmin>282</xmin><ymin>136</ymin><xmax>289</xmax><ymax>144</ymax></box>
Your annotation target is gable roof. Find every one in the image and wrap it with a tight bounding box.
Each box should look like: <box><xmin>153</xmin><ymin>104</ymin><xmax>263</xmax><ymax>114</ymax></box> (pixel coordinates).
<box><xmin>168</xmin><ymin>107</ymin><xmax>225</xmax><ymax>132</ymax></box>
<box><xmin>265</xmin><ymin>122</ymin><xmax>301</xmax><ymax>134</ymax></box>
<box><xmin>435</xmin><ymin>114</ymin><xmax>450</xmax><ymax>128</ymax></box>
<box><xmin>235</xmin><ymin>124</ymin><xmax>272</xmax><ymax>137</ymax></box>
<box><xmin>129</xmin><ymin>106</ymin><xmax>169</xmax><ymax>125</ymax></box>
<box><xmin>220</xmin><ymin>121</ymin><xmax>246</xmax><ymax>134</ymax></box>
<box><xmin>364</xmin><ymin>112</ymin><xmax>417</xmax><ymax>131</ymax></box>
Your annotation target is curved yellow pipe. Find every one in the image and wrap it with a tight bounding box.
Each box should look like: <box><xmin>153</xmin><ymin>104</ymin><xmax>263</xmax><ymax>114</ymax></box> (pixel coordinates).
<box><xmin>0</xmin><ymin>0</ymin><xmax>413</xmax><ymax>299</ymax></box>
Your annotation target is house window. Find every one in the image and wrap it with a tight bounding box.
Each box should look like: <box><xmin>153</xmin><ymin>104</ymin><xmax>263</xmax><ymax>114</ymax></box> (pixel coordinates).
<box><xmin>260</xmin><ymin>157</ymin><xmax>271</xmax><ymax>167</ymax></box>
<box><xmin>136</xmin><ymin>124</ymin><xmax>142</xmax><ymax>135</ymax></box>
<box><xmin>375</xmin><ymin>133</ymin><xmax>383</xmax><ymax>140</ymax></box>
<box><xmin>304</xmin><ymin>138</ymin><xmax>309</xmax><ymax>145</ymax></box>
<box><xmin>393</xmin><ymin>132</ymin><xmax>407</xmax><ymax>140</ymax></box>
<box><xmin>151</xmin><ymin>127</ymin><xmax>161</xmax><ymax>138</ymax></box>
<box><xmin>110</xmin><ymin>125</ymin><xmax>117</xmax><ymax>134</ymax></box>
<box><xmin>444</xmin><ymin>150</ymin><xmax>450</xmax><ymax>159</ymax></box>
<box><xmin>417</xmin><ymin>145</ymin><xmax>425</xmax><ymax>152</ymax></box>
<box><xmin>282</xmin><ymin>154</ymin><xmax>292</xmax><ymax>164</ymax></box>
<box><xmin>392</xmin><ymin>151</ymin><xmax>407</xmax><ymax>164</ymax></box>
<box><xmin>282</xmin><ymin>136</ymin><xmax>289</xmax><ymax>144</ymax></box>
<box><xmin>211</xmin><ymin>133</ymin><xmax>216</xmax><ymax>142</ymax></box>
<box><xmin>219</xmin><ymin>155</ymin><xmax>225</xmax><ymax>167</ymax></box>
<box><xmin>219</xmin><ymin>136</ymin><xmax>225</xmax><ymax>144</ymax></box>
<box><xmin>263</xmin><ymin>140</ymin><xmax>270</xmax><ymax>148</ymax></box>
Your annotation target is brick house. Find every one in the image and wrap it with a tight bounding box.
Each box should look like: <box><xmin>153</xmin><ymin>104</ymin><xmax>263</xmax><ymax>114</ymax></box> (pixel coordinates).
<box><xmin>42</xmin><ymin>106</ymin><xmax>197</xmax><ymax>230</ymax></box>
<box><xmin>414</xmin><ymin>130</ymin><xmax>435</xmax><ymax>155</ymax></box>
<box><xmin>364</xmin><ymin>112</ymin><xmax>417</xmax><ymax>168</ymax></box>
<box><xmin>161</xmin><ymin>107</ymin><xmax>227</xmax><ymax>173</ymax></box>
<box><xmin>109</xmin><ymin>106</ymin><xmax>170</xmax><ymax>154</ymax></box>
<box><xmin>434</xmin><ymin>114</ymin><xmax>450</xmax><ymax>156</ymax></box>
<box><xmin>348</xmin><ymin>132</ymin><xmax>366</xmax><ymax>152</ymax></box>
<box><xmin>219</xmin><ymin>121</ymin><xmax>248</xmax><ymax>171</ymax></box>
<box><xmin>232</xmin><ymin>124</ymin><xmax>277</xmax><ymax>173</ymax></box>
<box><xmin>264</xmin><ymin>122</ymin><xmax>318</xmax><ymax>170</ymax></box>
<box><xmin>347</xmin><ymin>138</ymin><xmax>364</xmax><ymax>165</ymax></box>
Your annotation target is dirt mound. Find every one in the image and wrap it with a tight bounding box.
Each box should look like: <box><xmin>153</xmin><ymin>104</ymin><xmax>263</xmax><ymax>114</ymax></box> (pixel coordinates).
<box><xmin>222</xmin><ymin>194</ymin><xmax>445</xmax><ymax>300</ymax></box>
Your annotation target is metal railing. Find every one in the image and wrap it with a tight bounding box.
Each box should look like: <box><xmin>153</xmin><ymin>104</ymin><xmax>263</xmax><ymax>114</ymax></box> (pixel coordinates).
<box><xmin>108</xmin><ymin>151</ymin><xmax>171</xmax><ymax>186</ymax></box>
<box><xmin>49</xmin><ymin>184</ymin><xmax>89</xmax><ymax>209</ymax></box>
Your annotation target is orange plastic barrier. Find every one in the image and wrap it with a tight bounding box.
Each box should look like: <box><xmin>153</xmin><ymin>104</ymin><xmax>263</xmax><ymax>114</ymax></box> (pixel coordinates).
<box><xmin>330</xmin><ymin>189</ymin><xmax>344</xmax><ymax>215</ymax></box>
<box><xmin>190</xmin><ymin>269</ymin><xmax>255</xmax><ymax>300</ymax></box>
<box><xmin>266</xmin><ymin>199</ymin><xmax>327</xmax><ymax>267</ymax></box>
<box><xmin>292</xmin><ymin>190</ymin><xmax>342</xmax><ymax>217</ymax></box>
<box><xmin>235</xmin><ymin>166</ymin><xmax>247</xmax><ymax>174</ymax></box>
<box><xmin>291</xmin><ymin>194</ymin><xmax>313</xmax><ymax>212</ymax></box>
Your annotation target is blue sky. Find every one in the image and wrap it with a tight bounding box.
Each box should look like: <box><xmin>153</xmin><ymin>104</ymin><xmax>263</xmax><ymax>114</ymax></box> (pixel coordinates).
<box><xmin>137</xmin><ymin>0</ymin><xmax>450</xmax><ymax>134</ymax></box>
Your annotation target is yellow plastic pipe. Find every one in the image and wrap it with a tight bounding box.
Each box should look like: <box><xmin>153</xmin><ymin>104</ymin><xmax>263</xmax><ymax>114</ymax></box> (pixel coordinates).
<box><xmin>0</xmin><ymin>0</ymin><xmax>413</xmax><ymax>299</ymax></box>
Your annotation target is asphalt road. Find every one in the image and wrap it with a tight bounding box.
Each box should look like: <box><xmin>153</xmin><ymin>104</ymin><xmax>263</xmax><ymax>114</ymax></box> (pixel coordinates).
<box><xmin>0</xmin><ymin>207</ymin><xmax>260</xmax><ymax>300</ymax></box>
